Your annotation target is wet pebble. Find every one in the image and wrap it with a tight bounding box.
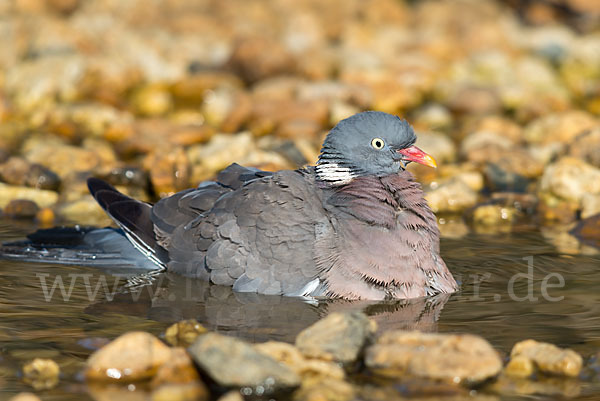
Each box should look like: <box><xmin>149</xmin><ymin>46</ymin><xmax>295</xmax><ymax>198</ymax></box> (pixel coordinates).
<box><xmin>414</xmin><ymin>131</ymin><xmax>456</xmax><ymax>164</ymax></box>
<box><xmin>151</xmin><ymin>348</ymin><xmax>204</xmax><ymax>387</ymax></box>
<box><xmin>0</xmin><ymin>183</ymin><xmax>58</xmax><ymax>209</ymax></box>
<box><xmin>510</xmin><ymin>339</ymin><xmax>583</xmax><ymax>377</ymax></box>
<box><xmin>227</xmin><ymin>36</ymin><xmax>295</xmax><ymax>84</ymax></box>
<box><xmin>539</xmin><ymin>157</ymin><xmax>600</xmax><ymax>204</ymax></box>
<box><xmin>582</xmin><ymin>194</ymin><xmax>600</xmax><ymax>219</ymax></box>
<box><xmin>504</xmin><ymin>355</ymin><xmax>535</xmax><ymax>378</ymax></box>
<box><xmin>187</xmin><ymin>332</ymin><xmax>300</xmax><ymax>393</ymax></box>
<box><xmin>151</xmin><ymin>383</ymin><xmax>208</xmax><ymax>401</ymax></box>
<box><xmin>8</xmin><ymin>393</ymin><xmax>42</xmax><ymax>401</ymax></box>
<box><xmin>293</xmin><ymin>377</ymin><xmax>356</xmax><ymax>401</ymax></box>
<box><xmin>201</xmin><ymin>87</ymin><xmax>251</xmax><ymax>133</ymax></box>
<box><xmin>56</xmin><ymin>195</ymin><xmax>112</xmax><ymax>225</ymax></box>
<box><xmin>23</xmin><ymin>143</ymin><xmax>103</xmax><ymax>179</ymax></box>
<box><xmin>365</xmin><ymin>331</ymin><xmax>502</xmax><ymax>385</ymax></box>
<box><xmin>425</xmin><ymin>178</ymin><xmax>479</xmax><ymax>214</ymax></box>
<box><xmin>524</xmin><ymin>111</ymin><xmax>597</xmax><ymax>145</ymax></box>
<box><xmin>254</xmin><ymin>341</ymin><xmax>346</xmax><ymax>381</ymax></box>
<box><xmin>538</xmin><ymin>192</ymin><xmax>580</xmax><ymax>224</ymax></box>
<box><xmin>0</xmin><ymin>157</ymin><xmax>61</xmax><ymax>190</ymax></box>
<box><xmin>295</xmin><ymin>312</ymin><xmax>376</xmax><ymax>365</ymax></box>
<box><xmin>566</xmin><ymin>127</ymin><xmax>600</xmax><ymax>168</ymax></box>
<box><xmin>143</xmin><ymin>146</ymin><xmax>191</xmax><ymax>198</ymax></box>
<box><xmin>132</xmin><ymin>84</ymin><xmax>173</xmax><ymax>117</ymax></box>
<box><xmin>490</xmin><ymin>373</ymin><xmax>581</xmax><ymax>398</ymax></box>
<box><xmin>470</xmin><ymin>204</ymin><xmax>518</xmax><ymax>227</ymax></box>
<box><xmin>164</xmin><ymin>319</ymin><xmax>207</xmax><ymax>348</ymax></box>
<box><xmin>85</xmin><ymin>331</ymin><xmax>172</xmax><ymax>382</ymax></box>
<box><xmin>216</xmin><ymin>391</ymin><xmax>244</xmax><ymax>401</ymax></box>
<box><xmin>3</xmin><ymin>199</ymin><xmax>39</xmax><ymax>219</ymax></box>
<box><xmin>412</xmin><ymin>103</ymin><xmax>453</xmax><ymax>131</ymax></box>
<box><xmin>460</xmin><ymin>130</ymin><xmax>514</xmax><ymax>165</ymax></box>
<box><xmin>22</xmin><ymin>358</ymin><xmax>60</xmax><ymax>390</ymax></box>
<box><xmin>97</xmin><ymin>166</ymin><xmax>149</xmax><ymax>189</ymax></box>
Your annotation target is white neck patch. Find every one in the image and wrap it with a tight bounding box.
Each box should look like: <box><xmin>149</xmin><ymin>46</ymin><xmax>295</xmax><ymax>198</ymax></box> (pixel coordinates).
<box><xmin>315</xmin><ymin>162</ymin><xmax>355</xmax><ymax>185</ymax></box>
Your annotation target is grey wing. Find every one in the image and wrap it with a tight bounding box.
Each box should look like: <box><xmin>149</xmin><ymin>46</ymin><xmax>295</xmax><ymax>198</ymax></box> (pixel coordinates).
<box><xmin>162</xmin><ymin>169</ymin><xmax>329</xmax><ymax>297</ymax></box>
<box><xmin>150</xmin><ymin>163</ymin><xmax>270</xmax><ymax>279</ymax></box>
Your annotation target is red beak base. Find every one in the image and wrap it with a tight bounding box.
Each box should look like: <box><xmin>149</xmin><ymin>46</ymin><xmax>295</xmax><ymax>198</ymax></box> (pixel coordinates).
<box><xmin>397</xmin><ymin>145</ymin><xmax>437</xmax><ymax>168</ymax></box>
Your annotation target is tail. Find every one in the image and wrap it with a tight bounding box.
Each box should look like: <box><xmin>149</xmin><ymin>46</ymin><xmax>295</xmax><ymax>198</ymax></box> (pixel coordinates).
<box><xmin>87</xmin><ymin>178</ymin><xmax>169</xmax><ymax>268</ymax></box>
<box><xmin>0</xmin><ymin>226</ymin><xmax>161</xmax><ymax>270</ymax></box>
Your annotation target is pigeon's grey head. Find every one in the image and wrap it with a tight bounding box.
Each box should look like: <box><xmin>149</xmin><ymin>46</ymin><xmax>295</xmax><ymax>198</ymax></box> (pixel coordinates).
<box><xmin>316</xmin><ymin>111</ymin><xmax>437</xmax><ymax>186</ymax></box>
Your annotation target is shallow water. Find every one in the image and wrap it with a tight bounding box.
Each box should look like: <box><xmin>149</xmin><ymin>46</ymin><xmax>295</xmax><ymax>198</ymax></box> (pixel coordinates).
<box><xmin>1</xmin><ymin>220</ymin><xmax>600</xmax><ymax>400</ymax></box>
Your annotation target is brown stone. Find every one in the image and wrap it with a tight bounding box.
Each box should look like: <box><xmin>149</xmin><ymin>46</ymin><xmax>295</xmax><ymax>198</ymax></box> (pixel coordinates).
<box><xmin>227</xmin><ymin>36</ymin><xmax>295</xmax><ymax>83</ymax></box>
<box><xmin>8</xmin><ymin>393</ymin><xmax>42</xmax><ymax>401</ymax></box>
<box><xmin>447</xmin><ymin>86</ymin><xmax>502</xmax><ymax>115</ymax></box>
<box><xmin>85</xmin><ymin>332</ymin><xmax>172</xmax><ymax>382</ymax></box>
<box><xmin>469</xmin><ymin>116</ymin><xmax>523</xmax><ymax>144</ymax></box>
<box><xmin>524</xmin><ymin>111</ymin><xmax>598</xmax><ymax>145</ymax></box>
<box><xmin>171</xmin><ymin>72</ymin><xmax>243</xmax><ymax>105</ymax></box>
<box><xmin>538</xmin><ymin>193</ymin><xmax>579</xmax><ymax>224</ymax></box>
<box><xmin>0</xmin><ymin>183</ymin><xmax>58</xmax><ymax>209</ymax></box>
<box><xmin>3</xmin><ymin>199</ymin><xmax>39</xmax><ymax>219</ymax></box>
<box><xmin>365</xmin><ymin>331</ymin><xmax>502</xmax><ymax>385</ymax></box>
<box><xmin>144</xmin><ymin>147</ymin><xmax>191</xmax><ymax>198</ymax></box>
<box><xmin>216</xmin><ymin>391</ymin><xmax>244</xmax><ymax>401</ymax></box>
<box><xmin>131</xmin><ymin>84</ymin><xmax>173</xmax><ymax>117</ymax></box>
<box><xmin>250</xmin><ymin>98</ymin><xmax>329</xmax><ymax>138</ymax></box>
<box><xmin>57</xmin><ymin>195</ymin><xmax>113</xmax><ymax>226</ymax></box>
<box><xmin>510</xmin><ymin>339</ymin><xmax>583</xmax><ymax>377</ymax></box>
<box><xmin>151</xmin><ymin>348</ymin><xmax>204</xmax><ymax>387</ymax></box>
<box><xmin>567</xmin><ymin>127</ymin><xmax>600</xmax><ymax>168</ymax></box>
<box><xmin>0</xmin><ymin>157</ymin><xmax>61</xmax><ymax>190</ymax></box>
<box><xmin>202</xmin><ymin>88</ymin><xmax>251</xmax><ymax>133</ymax></box>
<box><xmin>425</xmin><ymin>178</ymin><xmax>479</xmax><ymax>214</ymax></box>
<box><xmin>539</xmin><ymin>157</ymin><xmax>600</xmax><ymax>204</ymax></box>
<box><xmin>151</xmin><ymin>383</ymin><xmax>208</xmax><ymax>401</ymax></box>
<box><xmin>36</xmin><ymin>207</ymin><xmax>55</xmax><ymax>226</ymax></box>
<box><xmin>293</xmin><ymin>378</ymin><xmax>356</xmax><ymax>401</ymax></box>
<box><xmin>23</xmin><ymin>143</ymin><xmax>102</xmax><ymax>179</ymax></box>
<box><xmin>47</xmin><ymin>0</ymin><xmax>80</xmax><ymax>14</ymax></box>
<box><xmin>295</xmin><ymin>312</ymin><xmax>376</xmax><ymax>365</ymax></box>
<box><xmin>471</xmin><ymin>204</ymin><xmax>517</xmax><ymax>227</ymax></box>
<box><xmin>22</xmin><ymin>358</ymin><xmax>60</xmax><ymax>390</ymax></box>
<box><xmin>254</xmin><ymin>341</ymin><xmax>346</xmax><ymax>382</ymax></box>
<box><xmin>504</xmin><ymin>355</ymin><xmax>535</xmax><ymax>378</ymax></box>
<box><xmin>164</xmin><ymin>320</ymin><xmax>207</xmax><ymax>348</ymax></box>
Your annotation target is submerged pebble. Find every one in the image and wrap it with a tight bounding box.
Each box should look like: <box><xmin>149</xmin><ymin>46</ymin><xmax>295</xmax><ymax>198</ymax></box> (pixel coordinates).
<box><xmin>22</xmin><ymin>358</ymin><xmax>60</xmax><ymax>390</ymax></box>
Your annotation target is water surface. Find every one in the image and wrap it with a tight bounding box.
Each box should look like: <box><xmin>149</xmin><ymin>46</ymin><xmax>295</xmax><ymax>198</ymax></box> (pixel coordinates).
<box><xmin>1</xmin><ymin>220</ymin><xmax>600</xmax><ymax>400</ymax></box>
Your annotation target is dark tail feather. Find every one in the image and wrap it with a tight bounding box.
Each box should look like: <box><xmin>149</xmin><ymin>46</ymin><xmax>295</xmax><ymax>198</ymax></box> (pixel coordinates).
<box><xmin>87</xmin><ymin>178</ymin><xmax>169</xmax><ymax>268</ymax></box>
<box><xmin>87</xmin><ymin>178</ymin><xmax>120</xmax><ymax>201</ymax></box>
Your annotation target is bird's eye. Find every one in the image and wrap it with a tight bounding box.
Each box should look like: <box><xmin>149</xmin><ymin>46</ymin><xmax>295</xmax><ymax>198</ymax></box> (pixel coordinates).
<box><xmin>371</xmin><ymin>138</ymin><xmax>385</xmax><ymax>150</ymax></box>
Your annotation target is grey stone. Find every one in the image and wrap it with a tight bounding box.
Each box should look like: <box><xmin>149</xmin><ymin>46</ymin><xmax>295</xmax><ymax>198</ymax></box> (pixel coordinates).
<box><xmin>188</xmin><ymin>332</ymin><xmax>300</xmax><ymax>393</ymax></box>
<box><xmin>295</xmin><ymin>312</ymin><xmax>376</xmax><ymax>365</ymax></box>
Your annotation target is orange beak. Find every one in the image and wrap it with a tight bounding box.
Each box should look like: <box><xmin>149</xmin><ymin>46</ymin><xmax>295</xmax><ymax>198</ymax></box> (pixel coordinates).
<box><xmin>397</xmin><ymin>145</ymin><xmax>437</xmax><ymax>168</ymax></box>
